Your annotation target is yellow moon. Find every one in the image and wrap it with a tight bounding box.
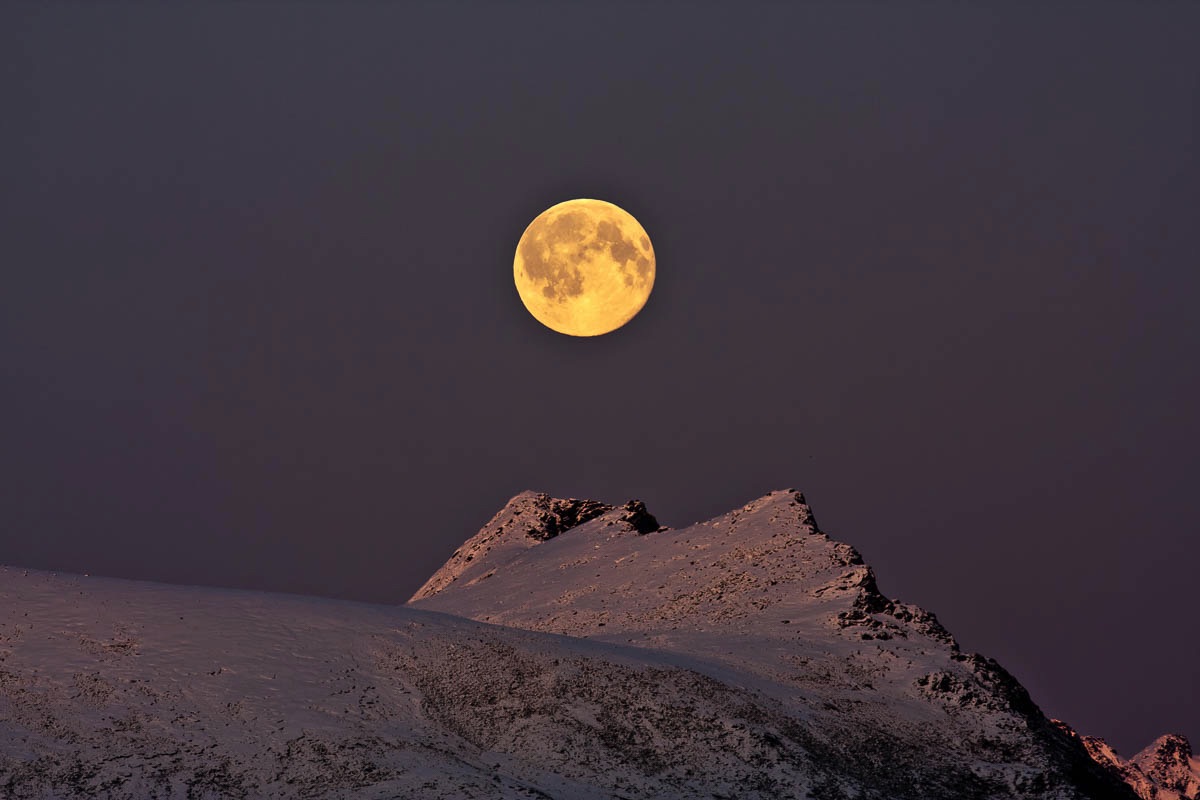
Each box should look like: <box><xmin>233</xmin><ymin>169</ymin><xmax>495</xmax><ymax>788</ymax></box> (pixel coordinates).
<box><xmin>514</xmin><ymin>199</ymin><xmax>655</xmax><ymax>337</ymax></box>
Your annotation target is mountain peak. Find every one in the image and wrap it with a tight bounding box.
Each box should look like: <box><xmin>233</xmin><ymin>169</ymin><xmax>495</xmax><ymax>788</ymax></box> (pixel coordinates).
<box><xmin>1138</xmin><ymin>733</ymin><xmax>1193</xmax><ymax>763</ymax></box>
<box><xmin>409</xmin><ymin>491</ymin><xmax>661</xmax><ymax>602</ymax></box>
<box><xmin>504</xmin><ymin>491</ymin><xmax>613</xmax><ymax>541</ymax></box>
<box><xmin>1131</xmin><ymin>734</ymin><xmax>1199</xmax><ymax>800</ymax></box>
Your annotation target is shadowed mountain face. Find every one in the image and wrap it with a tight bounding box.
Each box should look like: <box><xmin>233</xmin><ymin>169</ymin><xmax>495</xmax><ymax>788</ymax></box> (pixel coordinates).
<box><xmin>1068</xmin><ymin>727</ymin><xmax>1200</xmax><ymax>800</ymax></box>
<box><xmin>0</xmin><ymin>490</ymin><xmax>1165</xmax><ymax>799</ymax></box>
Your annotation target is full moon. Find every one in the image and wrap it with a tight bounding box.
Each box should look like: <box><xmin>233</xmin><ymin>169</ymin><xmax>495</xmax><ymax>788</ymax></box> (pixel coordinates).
<box><xmin>514</xmin><ymin>199</ymin><xmax>655</xmax><ymax>337</ymax></box>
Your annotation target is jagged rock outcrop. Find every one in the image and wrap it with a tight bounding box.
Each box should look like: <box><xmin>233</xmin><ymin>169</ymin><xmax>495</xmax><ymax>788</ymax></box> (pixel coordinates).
<box><xmin>1058</xmin><ymin>723</ymin><xmax>1199</xmax><ymax>800</ymax></box>
<box><xmin>410</xmin><ymin>491</ymin><xmax>660</xmax><ymax>602</ymax></box>
<box><xmin>1132</xmin><ymin>735</ymin><xmax>1200</xmax><ymax>800</ymax></box>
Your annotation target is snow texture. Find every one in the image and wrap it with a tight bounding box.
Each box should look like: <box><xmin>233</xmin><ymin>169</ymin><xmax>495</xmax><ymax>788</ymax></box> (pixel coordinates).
<box><xmin>0</xmin><ymin>489</ymin><xmax>1162</xmax><ymax>798</ymax></box>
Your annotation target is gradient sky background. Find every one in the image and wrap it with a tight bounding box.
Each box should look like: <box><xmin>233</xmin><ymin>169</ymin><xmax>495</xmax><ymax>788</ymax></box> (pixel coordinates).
<box><xmin>3</xmin><ymin>4</ymin><xmax>1197</xmax><ymax>756</ymax></box>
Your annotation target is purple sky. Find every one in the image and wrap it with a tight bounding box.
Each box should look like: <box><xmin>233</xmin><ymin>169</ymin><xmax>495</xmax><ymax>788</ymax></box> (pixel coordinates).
<box><xmin>3</xmin><ymin>4</ymin><xmax>1197</xmax><ymax>756</ymax></box>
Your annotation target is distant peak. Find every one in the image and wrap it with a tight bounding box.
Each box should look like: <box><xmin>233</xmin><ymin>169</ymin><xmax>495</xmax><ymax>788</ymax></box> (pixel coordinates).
<box><xmin>1133</xmin><ymin>733</ymin><xmax>1197</xmax><ymax>796</ymax></box>
<box><xmin>1142</xmin><ymin>733</ymin><xmax>1193</xmax><ymax>761</ymax></box>
<box><xmin>1072</xmin><ymin>728</ymin><xmax>1199</xmax><ymax>800</ymax></box>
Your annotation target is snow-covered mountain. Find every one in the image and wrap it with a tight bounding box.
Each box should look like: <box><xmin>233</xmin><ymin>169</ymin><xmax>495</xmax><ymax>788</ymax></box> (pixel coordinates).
<box><xmin>0</xmin><ymin>489</ymin><xmax>1181</xmax><ymax>798</ymax></box>
<box><xmin>411</xmin><ymin>489</ymin><xmax>1144</xmax><ymax>798</ymax></box>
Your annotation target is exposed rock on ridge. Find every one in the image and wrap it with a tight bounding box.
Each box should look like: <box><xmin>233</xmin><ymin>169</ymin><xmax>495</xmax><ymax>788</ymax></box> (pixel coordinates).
<box><xmin>1058</xmin><ymin>723</ymin><xmax>1199</xmax><ymax>800</ymax></box>
<box><xmin>410</xmin><ymin>491</ymin><xmax>661</xmax><ymax>603</ymax></box>
<box><xmin>1132</xmin><ymin>734</ymin><xmax>1200</xmax><ymax>799</ymax></box>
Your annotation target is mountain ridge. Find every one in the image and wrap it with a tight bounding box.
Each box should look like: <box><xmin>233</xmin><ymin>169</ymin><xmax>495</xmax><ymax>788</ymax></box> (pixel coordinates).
<box><xmin>411</xmin><ymin>489</ymin><xmax>1192</xmax><ymax>800</ymax></box>
<box><xmin>0</xmin><ymin>489</ymin><xmax>1184</xmax><ymax>798</ymax></box>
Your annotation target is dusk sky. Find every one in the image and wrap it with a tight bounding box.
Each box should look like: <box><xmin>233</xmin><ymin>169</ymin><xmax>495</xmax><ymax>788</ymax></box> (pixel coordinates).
<box><xmin>3</xmin><ymin>4</ymin><xmax>1197</xmax><ymax>756</ymax></box>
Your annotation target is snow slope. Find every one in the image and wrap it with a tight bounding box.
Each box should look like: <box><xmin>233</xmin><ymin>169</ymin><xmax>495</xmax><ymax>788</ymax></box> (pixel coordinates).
<box><xmin>0</xmin><ymin>565</ymin><xmax>871</xmax><ymax>799</ymax></box>
<box><xmin>0</xmin><ymin>489</ymin><xmax>1152</xmax><ymax>798</ymax></box>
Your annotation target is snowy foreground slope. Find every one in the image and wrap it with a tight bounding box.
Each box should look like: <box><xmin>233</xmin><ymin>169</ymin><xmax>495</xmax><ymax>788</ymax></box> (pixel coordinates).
<box><xmin>0</xmin><ymin>490</ymin><xmax>1178</xmax><ymax>799</ymax></box>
